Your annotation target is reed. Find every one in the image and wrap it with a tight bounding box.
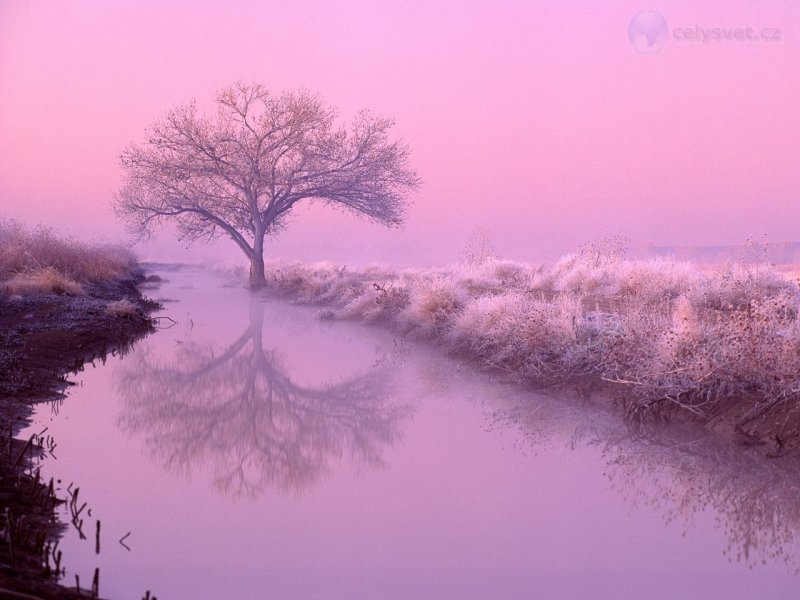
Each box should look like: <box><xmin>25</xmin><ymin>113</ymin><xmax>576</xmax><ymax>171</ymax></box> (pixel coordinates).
<box><xmin>0</xmin><ymin>219</ymin><xmax>137</xmax><ymax>295</ymax></box>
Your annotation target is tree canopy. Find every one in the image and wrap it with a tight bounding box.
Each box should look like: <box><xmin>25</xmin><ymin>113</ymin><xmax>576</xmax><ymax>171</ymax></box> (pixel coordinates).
<box><xmin>116</xmin><ymin>83</ymin><xmax>420</xmax><ymax>287</ymax></box>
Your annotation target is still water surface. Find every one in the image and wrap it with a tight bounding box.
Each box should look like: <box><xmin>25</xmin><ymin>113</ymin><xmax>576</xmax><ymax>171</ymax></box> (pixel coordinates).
<box><xmin>23</xmin><ymin>265</ymin><xmax>800</xmax><ymax>599</ymax></box>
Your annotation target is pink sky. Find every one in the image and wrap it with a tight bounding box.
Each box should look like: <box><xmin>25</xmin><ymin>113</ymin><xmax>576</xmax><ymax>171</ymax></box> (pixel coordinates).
<box><xmin>1</xmin><ymin>1</ymin><xmax>798</xmax><ymax>265</ymax></box>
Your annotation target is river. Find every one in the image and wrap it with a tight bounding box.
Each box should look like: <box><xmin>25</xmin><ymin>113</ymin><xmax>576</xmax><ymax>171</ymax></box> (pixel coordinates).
<box><xmin>22</xmin><ymin>264</ymin><xmax>800</xmax><ymax>599</ymax></box>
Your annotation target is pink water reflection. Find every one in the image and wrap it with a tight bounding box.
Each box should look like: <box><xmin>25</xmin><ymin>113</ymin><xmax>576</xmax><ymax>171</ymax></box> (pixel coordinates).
<box><xmin>22</xmin><ymin>265</ymin><xmax>800</xmax><ymax>599</ymax></box>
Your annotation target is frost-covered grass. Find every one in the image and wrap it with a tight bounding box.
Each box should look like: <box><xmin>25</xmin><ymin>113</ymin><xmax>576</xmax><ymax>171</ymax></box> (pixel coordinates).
<box><xmin>0</xmin><ymin>220</ymin><xmax>138</xmax><ymax>295</ymax></box>
<box><xmin>105</xmin><ymin>298</ymin><xmax>140</xmax><ymax>317</ymax></box>
<box><xmin>263</xmin><ymin>253</ymin><xmax>800</xmax><ymax>449</ymax></box>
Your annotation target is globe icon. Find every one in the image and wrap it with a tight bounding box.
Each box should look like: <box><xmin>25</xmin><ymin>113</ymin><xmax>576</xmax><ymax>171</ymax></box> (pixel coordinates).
<box><xmin>628</xmin><ymin>11</ymin><xmax>668</xmax><ymax>54</ymax></box>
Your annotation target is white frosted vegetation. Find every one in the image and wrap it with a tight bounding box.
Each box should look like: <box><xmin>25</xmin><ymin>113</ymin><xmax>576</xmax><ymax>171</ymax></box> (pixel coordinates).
<box><xmin>263</xmin><ymin>254</ymin><xmax>800</xmax><ymax>448</ymax></box>
<box><xmin>449</xmin><ymin>292</ymin><xmax>583</xmax><ymax>379</ymax></box>
<box><xmin>105</xmin><ymin>298</ymin><xmax>141</xmax><ymax>317</ymax></box>
<box><xmin>398</xmin><ymin>274</ymin><xmax>466</xmax><ymax>336</ymax></box>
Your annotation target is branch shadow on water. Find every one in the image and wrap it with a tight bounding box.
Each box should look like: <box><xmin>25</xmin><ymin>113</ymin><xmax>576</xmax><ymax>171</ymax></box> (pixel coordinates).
<box><xmin>596</xmin><ymin>424</ymin><xmax>800</xmax><ymax>573</ymax></box>
<box><xmin>115</xmin><ymin>300</ymin><xmax>412</xmax><ymax>498</ymax></box>
<box><xmin>492</xmin><ymin>387</ymin><xmax>800</xmax><ymax>573</ymax></box>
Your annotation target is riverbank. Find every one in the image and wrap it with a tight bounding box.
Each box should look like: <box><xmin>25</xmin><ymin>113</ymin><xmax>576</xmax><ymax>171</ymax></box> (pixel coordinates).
<box><xmin>261</xmin><ymin>252</ymin><xmax>800</xmax><ymax>453</ymax></box>
<box><xmin>0</xmin><ymin>272</ymin><xmax>158</xmax><ymax>599</ymax></box>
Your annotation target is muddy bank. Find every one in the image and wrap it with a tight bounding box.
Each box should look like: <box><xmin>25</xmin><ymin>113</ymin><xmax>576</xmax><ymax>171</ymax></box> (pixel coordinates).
<box><xmin>0</xmin><ymin>272</ymin><xmax>158</xmax><ymax>599</ymax></box>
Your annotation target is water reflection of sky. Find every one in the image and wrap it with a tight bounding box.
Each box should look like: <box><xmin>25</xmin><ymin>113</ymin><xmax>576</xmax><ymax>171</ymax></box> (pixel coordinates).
<box><xmin>23</xmin><ymin>265</ymin><xmax>800</xmax><ymax>599</ymax></box>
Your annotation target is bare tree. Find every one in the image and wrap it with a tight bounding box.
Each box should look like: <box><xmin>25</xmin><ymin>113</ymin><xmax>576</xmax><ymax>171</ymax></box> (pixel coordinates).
<box><xmin>116</xmin><ymin>83</ymin><xmax>420</xmax><ymax>288</ymax></box>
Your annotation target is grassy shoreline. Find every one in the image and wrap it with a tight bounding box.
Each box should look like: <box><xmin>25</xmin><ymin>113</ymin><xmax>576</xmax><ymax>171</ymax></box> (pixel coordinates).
<box><xmin>261</xmin><ymin>251</ymin><xmax>800</xmax><ymax>452</ymax></box>
<box><xmin>0</xmin><ymin>221</ymin><xmax>158</xmax><ymax>598</ymax></box>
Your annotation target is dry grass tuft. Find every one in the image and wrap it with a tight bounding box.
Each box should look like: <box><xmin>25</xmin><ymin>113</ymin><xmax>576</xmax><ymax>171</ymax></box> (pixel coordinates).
<box><xmin>0</xmin><ymin>219</ymin><xmax>138</xmax><ymax>296</ymax></box>
<box><xmin>106</xmin><ymin>298</ymin><xmax>140</xmax><ymax>317</ymax></box>
<box><xmin>3</xmin><ymin>267</ymin><xmax>84</xmax><ymax>296</ymax></box>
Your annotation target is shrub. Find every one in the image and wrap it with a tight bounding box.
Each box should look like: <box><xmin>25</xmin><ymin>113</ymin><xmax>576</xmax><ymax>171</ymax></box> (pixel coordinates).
<box><xmin>2</xmin><ymin>267</ymin><xmax>84</xmax><ymax>296</ymax></box>
<box><xmin>106</xmin><ymin>298</ymin><xmax>140</xmax><ymax>317</ymax></box>
<box><xmin>399</xmin><ymin>275</ymin><xmax>466</xmax><ymax>337</ymax></box>
<box><xmin>699</xmin><ymin>262</ymin><xmax>797</xmax><ymax>309</ymax></box>
<box><xmin>0</xmin><ymin>219</ymin><xmax>138</xmax><ymax>285</ymax></box>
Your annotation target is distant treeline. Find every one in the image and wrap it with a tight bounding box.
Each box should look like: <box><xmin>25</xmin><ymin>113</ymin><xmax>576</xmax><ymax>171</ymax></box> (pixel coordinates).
<box><xmin>639</xmin><ymin>240</ymin><xmax>800</xmax><ymax>264</ymax></box>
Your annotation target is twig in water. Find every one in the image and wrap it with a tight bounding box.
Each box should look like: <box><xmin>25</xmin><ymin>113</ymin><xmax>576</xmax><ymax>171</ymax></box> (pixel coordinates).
<box><xmin>119</xmin><ymin>531</ymin><xmax>132</xmax><ymax>551</ymax></box>
<box><xmin>13</xmin><ymin>435</ymin><xmax>35</xmax><ymax>467</ymax></box>
<box><xmin>95</xmin><ymin>520</ymin><xmax>101</xmax><ymax>554</ymax></box>
<box><xmin>153</xmin><ymin>316</ymin><xmax>177</xmax><ymax>329</ymax></box>
<box><xmin>92</xmin><ymin>568</ymin><xmax>99</xmax><ymax>598</ymax></box>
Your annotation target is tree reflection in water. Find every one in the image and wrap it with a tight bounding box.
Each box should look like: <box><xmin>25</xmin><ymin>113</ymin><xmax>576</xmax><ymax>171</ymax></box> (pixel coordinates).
<box><xmin>493</xmin><ymin>389</ymin><xmax>800</xmax><ymax>573</ymax></box>
<box><xmin>116</xmin><ymin>301</ymin><xmax>411</xmax><ymax>498</ymax></box>
<box><xmin>597</xmin><ymin>425</ymin><xmax>800</xmax><ymax>573</ymax></box>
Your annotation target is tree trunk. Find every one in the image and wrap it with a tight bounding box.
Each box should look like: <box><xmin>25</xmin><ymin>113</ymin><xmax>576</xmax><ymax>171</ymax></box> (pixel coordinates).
<box><xmin>249</xmin><ymin>230</ymin><xmax>267</xmax><ymax>289</ymax></box>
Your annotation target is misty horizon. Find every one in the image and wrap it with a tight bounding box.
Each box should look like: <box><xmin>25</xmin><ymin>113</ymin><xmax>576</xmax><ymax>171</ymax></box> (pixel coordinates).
<box><xmin>2</xmin><ymin>1</ymin><xmax>798</xmax><ymax>268</ymax></box>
